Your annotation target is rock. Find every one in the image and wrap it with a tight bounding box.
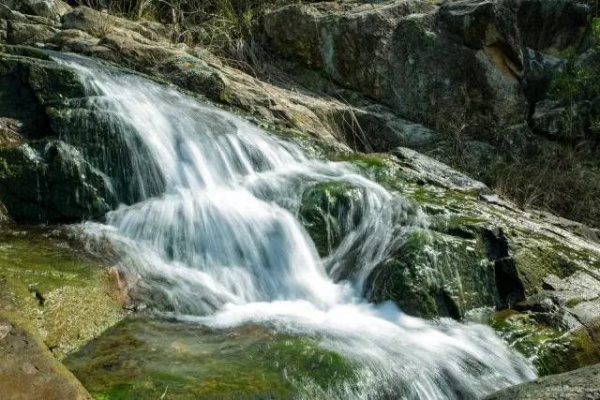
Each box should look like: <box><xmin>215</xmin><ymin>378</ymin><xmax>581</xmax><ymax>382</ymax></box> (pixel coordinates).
<box><xmin>532</xmin><ymin>100</ymin><xmax>592</xmax><ymax>137</ymax></box>
<box><xmin>489</xmin><ymin>309</ymin><xmax>600</xmax><ymax>377</ymax></box>
<box><xmin>512</xmin><ymin>0</ymin><xmax>591</xmax><ymax>53</ymax></box>
<box><xmin>264</xmin><ymin>0</ymin><xmax>528</xmax><ymax>136</ymax></box>
<box><xmin>0</xmin><ymin>318</ymin><xmax>90</xmax><ymax>400</ymax></box>
<box><xmin>312</xmin><ymin>151</ymin><xmax>600</xmax><ymax>372</ymax></box>
<box><xmin>334</xmin><ymin>105</ymin><xmax>445</xmax><ymax>152</ymax></box>
<box><xmin>0</xmin><ymin>227</ymin><xmax>126</xmax><ymax>358</ymax></box>
<box><xmin>0</xmin><ymin>141</ymin><xmax>116</xmax><ymax>222</ymax></box>
<box><xmin>48</xmin><ymin>28</ymin><xmax>98</xmax><ymax>51</ymax></box>
<box><xmin>64</xmin><ymin>318</ymin><xmax>356</xmax><ymax>399</ymax></box>
<box><xmin>6</xmin><ymin>0</ymin><xmax>71</xmax><ymax>21</ymax></box>
<box><xmin>158</xmin><ymin>55</ymin><xmax>229</xmax><ymax>102</ymax></box>
<box><xmin>0</xmin><ymin>50</ymin><xmax>54</xmax><ymax>139</ymax></box>
<box><xmin>6</xmin><ymin>21</ymin><xmax>59</xmax><ymax>45</ymax></box>
<box><xmin>393</xmin><ymin>147</ymin><xmax>490</xmax><ymax>192</ymax></box>
<box><xmin>0</xmin><ymin>117</ymin><xmax>22</xmax><ymax>145</ymax></box>
<box><xmin>0</xmin><ymin>49</ymin><xmax>142</xmax><ymax>221</ymax></box>
<box><xmin>524</xmin><ymin>48</ymin><xmax>565</xmax><ymax>104</ymax></box>
<box><xmin>485</xmin><ymin>363</ymin><xmax>600</xmax><ymax>399</ymax></box>
<box><xmin>577</xmin><ymin>45</ymin><xmax>600</xmax><ymax>76</ymax></box>
<box><xmin>366</xmin><ymin>228</ymin><xmax>497</xmax><ymax>318</ymax></box>
<box><xmin>62</xmin><ymin>6</ymin><xmax>169</xmax><ymax>43</ymax></box>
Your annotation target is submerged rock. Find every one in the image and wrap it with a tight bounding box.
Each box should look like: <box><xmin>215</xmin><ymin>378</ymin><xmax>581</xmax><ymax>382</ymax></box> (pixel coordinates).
<box><xmin>64</xmin><ymin>317</ymin><xmax>356</xmax><ymax>399</ymax></box>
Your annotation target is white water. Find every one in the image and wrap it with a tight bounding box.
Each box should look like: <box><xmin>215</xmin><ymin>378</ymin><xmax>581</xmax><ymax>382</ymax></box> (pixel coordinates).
<box><xmin>55</xmin><ymin>54</ymin><xmax>535</xmax><ymax>399</ymax></box>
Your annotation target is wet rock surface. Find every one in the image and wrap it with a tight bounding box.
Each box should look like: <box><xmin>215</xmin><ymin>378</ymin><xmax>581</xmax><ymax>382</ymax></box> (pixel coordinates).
<box><xmin>0</xmin><ymin>226</ymin><xmax>124</xmax><ymax>399</ymax></box>
<box><xmin>0</xmin><ymin>48</ymin><xmax>118</xmax><ymax>222</ymax></box>
<box><xmin>64</xmin><ymin>317</ymin><xmax>356</xmax><ymax>399</ymax></box>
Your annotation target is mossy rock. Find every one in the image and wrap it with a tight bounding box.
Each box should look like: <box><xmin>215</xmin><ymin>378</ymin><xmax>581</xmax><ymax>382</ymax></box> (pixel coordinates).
<box><xmin>298</xmin><ymin>181</ymin><xmax>364</xmax><ymax>258</ymax></box>
<box><xmin>65</xmin><ymin>317</ymin><xmax>357</xmax><ymax>399</ymax></box>
<box><xmin>0</xmin><ymin>48</ymin><xmax>123</xmax><ymax>222</ymax></box>
<box><xmin>0</xmin><ymin>51</ymin><xmax>86</xmax><ymax>110</ymax></box>
<box><xmin>366</xmin><ymin>229</ymin><xmax>497</xmax><ymax>319</ymax></box>
<box><xmin>490</xmin><ymin>310</ymin><xmax>600</xmax><ymax>376</ymax></box>
<box><xmin>512</xmin><ymin>243</ymin><xmax>579</xmax><ymax>296</ymax></box>
<box><xmin>0</xmin><ymin>226</ymin><xmax>125</xmax><ymax>359</ymax></box>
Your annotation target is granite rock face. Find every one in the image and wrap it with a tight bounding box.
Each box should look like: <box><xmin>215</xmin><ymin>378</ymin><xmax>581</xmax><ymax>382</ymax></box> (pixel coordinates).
<box><xmin>264</xmin><ymin>0</ymin><xmax>535</xmax><ymax>136</ymax></box>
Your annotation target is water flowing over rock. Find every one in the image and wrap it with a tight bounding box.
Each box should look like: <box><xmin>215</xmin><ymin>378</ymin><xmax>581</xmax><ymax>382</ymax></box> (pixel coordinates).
<box><xmin>43</xmin><ymin>53</ymin><xmax>537</xmax><ymax>398</ymax></box>
<box><xmin>1</xmin><ymin>0</ymin><xmax>600</xmax><ymax>397</ymax></box>
<box><xmin>0</xmin><ymin>47</ymin><xmax>118</xmax><ymax>221</ymax></box>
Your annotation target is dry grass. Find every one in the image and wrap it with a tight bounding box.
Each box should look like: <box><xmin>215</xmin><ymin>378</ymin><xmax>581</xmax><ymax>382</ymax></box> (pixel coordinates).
<box><xmin>494</xmin><ymin>144</ymin><xmax>600</xmax><ymax>229</ymax></box>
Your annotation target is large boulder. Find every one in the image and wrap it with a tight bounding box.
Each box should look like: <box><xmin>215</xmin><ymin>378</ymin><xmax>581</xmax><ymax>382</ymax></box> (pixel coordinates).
<box><xmin>297</xmin><ymin>150</ymin><xmax>600</xmax><ymax>374</ymax></box>
<box><xmin>264</xmin><ymin>0</ymin><xmax>529</xmax><ymax>137</ymax></box>
<box><xmin>0</xmin><ymin>47</ymin><xmax>124</xmax><ymax>222</ymax></box>
<box><xmin>264</xmin><ymin>0</ymin><xmax>596</xmax><ymax>142</ymax></box>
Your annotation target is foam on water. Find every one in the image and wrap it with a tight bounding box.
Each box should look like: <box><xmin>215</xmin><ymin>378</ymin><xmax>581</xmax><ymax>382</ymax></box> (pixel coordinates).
<box><xmin>54</xmin><ymin>54</ymin><xmax>536</xmax><ymax>399</ymax></box>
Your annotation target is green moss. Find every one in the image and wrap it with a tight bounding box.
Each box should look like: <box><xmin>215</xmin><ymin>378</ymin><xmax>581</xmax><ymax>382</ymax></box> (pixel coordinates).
<box><xmin>299</xmin><ymin>181</ymin><xmax>363</xmax><ymax>257</ymax></box>
<box><xmin>513</xmin><ymin>245</ymin><xmax>579</xmax><ymax>295</ymax></box>
<box><xmin>331</xmin><ymin>152</ymin><xmax>390</xmax><ymax>169</ymax></box>
<box><xmin>367</xmin><ymin>229</ymin><xmax>496</xmax><ymax>318</ymax></box>
<box><xmin>66</xmin><ymin>318</ymin><xmax>357</xmax><ymax>399</ymax></box>
<box><xmin>490</xmin><ymin>311</ymin><xmax>600</xmax><ymax>376</ymax></box>
<box><xmin>0</xmin><ymin>227</ymin><xmax>124</xmax><ymax>359</ymax></box>
<box><xmin>566</xmin><ymin>297</ymin><xmax>586</xmax><ymax>308</ymax></box>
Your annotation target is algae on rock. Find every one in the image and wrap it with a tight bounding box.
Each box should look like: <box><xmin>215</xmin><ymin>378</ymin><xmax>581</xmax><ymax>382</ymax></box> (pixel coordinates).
<box><xmin>0</xmin><ymin>227</ymin><xmax>125</xmax><ymax>359</ymax></box>
<box><xmin>65</xmin><ymin>318</ymin><xmax>357</xmax><ymax>400</ymax></box>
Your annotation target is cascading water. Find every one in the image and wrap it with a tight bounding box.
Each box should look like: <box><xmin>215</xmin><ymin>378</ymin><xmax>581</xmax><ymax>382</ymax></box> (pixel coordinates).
<box><xmin>54</xmin><ymin>54</ymin><xmax>536</xmax><ymax>399</ymax></box>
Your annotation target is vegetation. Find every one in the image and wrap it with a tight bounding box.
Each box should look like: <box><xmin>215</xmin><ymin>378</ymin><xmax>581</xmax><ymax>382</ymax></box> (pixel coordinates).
<box><xmin>494</xmin><ymin>147</ymin><xmax>600</xmax><ymax>228</ymax></box>
<box><xmin>75</xmin><ymin>0</ymin><xmax>285</xmax><ymax>64</ymax></box>
<box><xmin>491</xmin><ymin>310</ymin><xmax>600</xmax><ymax>376</ymax></box>
<box><xmin>490</xmin><ymin>17</ymin><xmax>600</xmax><ymax>227</ymax></box>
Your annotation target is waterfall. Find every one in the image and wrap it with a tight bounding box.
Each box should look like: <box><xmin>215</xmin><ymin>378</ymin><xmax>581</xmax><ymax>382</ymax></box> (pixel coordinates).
<box><xmin>54</xmin><ymin>54</ymin><xmax>535</xmax><ymax>399</ymax></box>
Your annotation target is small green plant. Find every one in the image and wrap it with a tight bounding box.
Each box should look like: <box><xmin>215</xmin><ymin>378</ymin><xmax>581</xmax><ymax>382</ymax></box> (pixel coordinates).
<box><xmin>548</xmin><ymin>59</ymin><xmax>600</xmax><ymax>103</ymax></box>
